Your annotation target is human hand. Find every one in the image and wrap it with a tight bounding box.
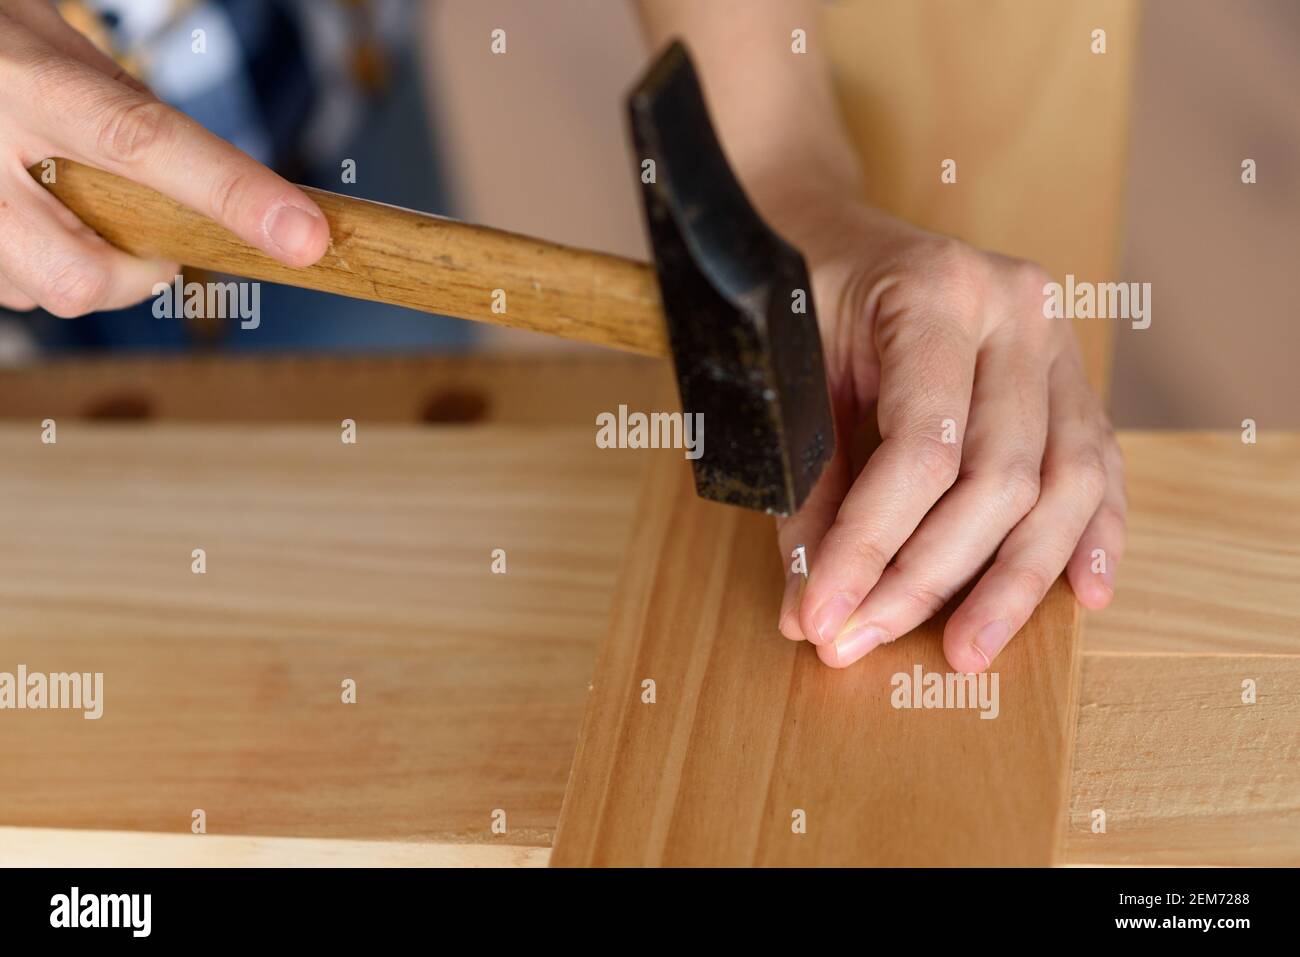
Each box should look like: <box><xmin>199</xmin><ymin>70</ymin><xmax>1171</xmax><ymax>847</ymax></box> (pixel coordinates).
<box><xmin>0</xmin><ymin>0</ymin><xmax>328</xmax><ymax>315</ymax></box>
<box><xmin>776</xmin><ymin>201</ymin><xmax>1126</xmax><ymax>672</ymax></box>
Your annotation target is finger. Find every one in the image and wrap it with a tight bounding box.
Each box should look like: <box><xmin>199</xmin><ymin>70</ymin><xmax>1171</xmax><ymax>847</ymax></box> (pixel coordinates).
<box><xmin>0</xmin><ymin>171</ymin><xmax>177</xmax><ymax>316</ymax></box>
<box><xmin>799</xmin><ymin>278</ymin><xmax>980</xmax><ymax>647</ymax></box>
<box><xmin>17</xmin><ymin>57</ymin><xmax>329</xmax><ymax>267</ymax></box>
<box><xmin>817</xmin><ymin>317</ymin><xmax>1051</xmax><ymax>667</ymax></box>
<box><xmin>775</xmin><ymin>442</ymin><xmax>853</xmax><ymax>641</ymax></box>
<box><xmin>1066</xmin><ymin>432</ymin><xmax>1126</xmax><ymax>609</ymax></box>
<box><xmin>942</xmin><ymin>350</ymin><xmax>1108</xmax><ymax>673</ymax></box>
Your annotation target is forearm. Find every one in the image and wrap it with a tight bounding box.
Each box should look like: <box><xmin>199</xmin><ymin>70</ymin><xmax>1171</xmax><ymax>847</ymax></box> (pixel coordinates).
<box><xmin>634</xmin><ymin>0</ymin><xmax>864</xmax><ymax>238</ymax></box>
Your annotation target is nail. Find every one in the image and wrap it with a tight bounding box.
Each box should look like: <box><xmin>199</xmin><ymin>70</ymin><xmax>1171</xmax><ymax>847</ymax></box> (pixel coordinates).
<box><xmin>1100</xmin><ymin>561</ymin><xmax>1116</xmax><ymax>590</ymax></box>
<box><xmin>266</xmin><ymin>202</ymin><xmax>322</xmax><ymax>257</ymax></box>
<box><xmin>972</xmin><ymin>619</ymin><xmax>1012</xmax><ymax>665</ymax></box>
<box><xmin>827</xmin><ymin>623</ymin><xmax>888</xmax><ymax>667</ymax></box>
<box><xmin>811</xmin><ymin>593</ymin><xmax>857</xmax><ymax>646</ymax></box>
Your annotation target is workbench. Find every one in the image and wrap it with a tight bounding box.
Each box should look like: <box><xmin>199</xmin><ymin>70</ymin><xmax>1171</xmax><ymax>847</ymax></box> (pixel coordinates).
<box><xmin>0</xmin><ymin>355</ymin><xmax>1294</xmax><ymax>866</ymax></box>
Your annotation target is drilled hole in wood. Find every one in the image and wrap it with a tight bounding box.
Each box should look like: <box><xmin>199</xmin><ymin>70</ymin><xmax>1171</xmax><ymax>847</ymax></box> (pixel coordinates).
<box><xmin>83</xmin><ymin>392</ymin><xmax>155</xmax><ymax>421</ymax></box>
<box><xmin>421</xmin><ymin>390</ymin><xmax>489</xmax><ymax>424</ymax></box>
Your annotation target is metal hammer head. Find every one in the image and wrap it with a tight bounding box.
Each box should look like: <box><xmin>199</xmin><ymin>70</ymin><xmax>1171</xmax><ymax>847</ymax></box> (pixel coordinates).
<box><xmin>628</xmin><ymin>42</ymin><xmax>835</xmax><ymax>516</ymax></box>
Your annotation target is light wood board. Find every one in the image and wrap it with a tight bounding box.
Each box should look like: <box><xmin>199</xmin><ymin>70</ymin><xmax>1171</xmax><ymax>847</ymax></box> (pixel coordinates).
<box><xmin>0</xmin><ymin>418</ymin><xmax>1293</xmax><ymax>865</ymax></box>
<box><xmin>1082</xmin><ymin>432</ymin><xmax>1300</xmax><ymax>656</ymax></box>
<box><xmin>551</xmin><ymin>452</ymin><xmax>1083</xmax><ymax>866</ymax></box>
<box><xmin>1063</xmin><ymin>653</ymin><xmax>1300</xmax><ymax>866</ymax></box>
<box><xmin>0</xmin><ymin>424</ymin><xmax>642</xmax><ymax>861</ymax></box>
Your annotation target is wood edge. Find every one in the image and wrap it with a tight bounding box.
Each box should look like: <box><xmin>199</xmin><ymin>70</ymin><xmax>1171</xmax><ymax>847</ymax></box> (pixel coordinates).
<box><xmin>550</xmin><ymin>451</ymin><xmax>684</xmax><ymax>867</ymax></box>
<box><xmin>1052</xmin><ymin>588</ymin><xmax>1086</xmax><ymax>865</ymax></box>
<box><xmin>0</xmin><ymin>827</ymin><xmax>550</xmax><ymax>868</ymax></box>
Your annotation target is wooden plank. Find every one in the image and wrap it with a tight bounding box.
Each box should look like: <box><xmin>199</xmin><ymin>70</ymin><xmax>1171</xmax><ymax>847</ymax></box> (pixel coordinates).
<box><xmin>1083</xmin><ymin>432</ymin><xmax>1300</xmax><ymax>655</ymax></box>
<box><xmin>0</xmin><ymin>425</ymin><xmax>639</xmax><ymax>860</ymax></box>
<box><xmin>1064</xmin><ymin>653</ymin><xmax>1300</xmax><ymax>866</ymax></box>
<box><xmin>1</xmin><ymin>424</ymin><xmax>1293</xmax><ymax>866</ymax></box>
<box><xmin>552</xmin><ymin>453</ymin><xmax>1082</xmax><ymax>866</ymax></box>
<box><xmin>0</xmin><ymin>353</ymin><xmax>673</xmax><ymax>427</ymax></box>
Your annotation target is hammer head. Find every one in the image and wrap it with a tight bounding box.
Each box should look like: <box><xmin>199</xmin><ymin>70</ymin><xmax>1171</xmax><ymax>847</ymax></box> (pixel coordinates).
<box><xmin>628</xmin><ymin>42</ymin><xmax>835</xmax><ymax>516</ymax></box>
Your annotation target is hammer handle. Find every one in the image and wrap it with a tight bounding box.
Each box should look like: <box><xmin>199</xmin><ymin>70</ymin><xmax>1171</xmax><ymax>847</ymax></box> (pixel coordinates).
<box><xmin>33</xmin><ymin>158</ymin><xmax>669</xmax><ymax>357</ymax></box>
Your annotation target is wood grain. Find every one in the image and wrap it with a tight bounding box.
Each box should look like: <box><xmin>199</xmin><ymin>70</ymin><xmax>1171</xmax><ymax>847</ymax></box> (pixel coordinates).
<box><xmin>0</xmin><ymin>420</ymin><xmax>1295</xmax><ymax>865</ymax></box>
<box><xmin>0</xmin><ymin>425</ymin><xmax>641</xmax><ymax>857</ymax></box>
<box><xmin>35</xmin><ymin>159</ymin><xmax>666</xmax><ymax>356</ymax></box>
<box><xmin>551</xmin><ymin>452</ymin><xmax>1083</xmax><ymax>866</ymax></box>
<box><xmin>1083</xmin><ymin>432</ymin><xmax>1300</xmax><ymax>655</ymax></box>
<box><xmin>1064</xmin><ymin>653</ymin><xmax>1300</xmax><ymax>866</ymax></box>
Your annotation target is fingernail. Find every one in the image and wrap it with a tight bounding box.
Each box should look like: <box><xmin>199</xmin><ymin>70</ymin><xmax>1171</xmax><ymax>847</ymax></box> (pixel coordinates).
<box><xmin>827</xmin><ymin>623</ymin><xmax>888</xmax><ymax>667</ymax></box>
<box><xmin>972</xmin><ymin>619</ymin><xmax>1012</xmax><ymax>664</ymax></box>
<box><xmin>811</xmin><ymin>593</ymin><xmax>856</xmax><ymax>646</ymax></box>
<box><xmin>266</xmin><ymin>202</ymin><xmax>322</xmax><ymax>258</ymax></box>
<box><xmin>1100</xmin><ymin>561</ymin><xmax>1116</xmax><ymax>590</ymax></box>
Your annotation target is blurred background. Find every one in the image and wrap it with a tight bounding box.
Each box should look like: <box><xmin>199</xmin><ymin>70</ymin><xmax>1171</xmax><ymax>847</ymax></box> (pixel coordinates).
<box><xmin>0</xmin><ymin>0</ymin><xmax>1295</xmax><ymax>427</ymax></box>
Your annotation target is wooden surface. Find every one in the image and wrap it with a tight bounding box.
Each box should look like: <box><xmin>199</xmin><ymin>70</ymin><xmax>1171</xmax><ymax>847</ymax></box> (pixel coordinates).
<box><xmin>0</xmin><ymin>424</ymin><xmax>645</xmax><ymax>863</ymax></box>
<box><xmin>37</xmin><ymin>159</ymin><xmax>667</xmax><ymax>356</ymax></box>
<box><xmin>1064</xmin><ymin>653</ymin><xmax>1300</xmax><ymax>866</ymax></box>
<box><xmin>551</xmin><ymin>452</ymin><xmax>1083</xmax><ymax>866</ymax></box>
<box><xmin>1083</xmin><ymin>432</ymin><xmax>1300</xmax><ymax>655</ymax></box>
<box><xmin>0</xmin><ymin>423</ymin><xmax>1294</xmax><ymax>865</ymax></box>
<box><xmin>823</xmin><ymin>0</ymin><xmax>1140</xmax><ymax>392</ymax></box>
<box><xmin>1060</xmin><ymin>432</ymin><xmax>1300</xmax><ymax>866</ymax></box>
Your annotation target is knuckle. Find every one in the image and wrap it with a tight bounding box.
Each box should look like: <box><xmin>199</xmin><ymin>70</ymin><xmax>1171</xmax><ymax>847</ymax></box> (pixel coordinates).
<box><xmin>923</xmin><ymin>236</ymin><xmax>984</xmax><ymax>283</ymax></box>
<box><xmin>42</xmin><ymin>257</ymin><xmax>109</xmax><ymax>317</ymax></box>
<box><xmin>910</xmin><ymin>435</ymin><xmax>962</xmax><ymax>490</ymax></box>
<box><xmin>1005</xmin><ymin>562</ymin><xmax>1053</xmax><ymax>603</ymax></box>
<box><xmin>1095</xmin><ymin>501</ymin><xmax>1127</xmax><ymax>535</ymax></box>
<box><xmin>208</xmin><ymin>167</ymin><xmax>253</xmax><ymax>225</ymax></box>
<box><xmin>96</xmin><ymin>99</ymin><xmax>169</xmax><ymax>164</ymax></box>
<box><xmin>1008</xmin><ymin>258</ymin><xmax>1054</xmax><ymax>303</ymax></box>
<box><xmin>107</xmin><ymin>65</ymin><xmax>150</xmax><ymax>96</ymax></box>
<box><xmin>886</xmin><ymin>237</ymin><xmax>989</xmax><ymax>327</ymax></box>
<box><xmin>1071</xmin><ymin>445</ymin><xmax>1108</xmax><ymax>502</ymax></box>
<box><xmin>999</xmin><ymin>460</ymin><xmax>1043</xmax><ymax>516</ymax></box>
<box><xmin>1007</xmin><ymin>260</ymin><xmax>1058</xmax><ymax>342</ymax></box>
<box><xmin>922</xmin><ymin>238</ymin><xmax>989</xmax><ymax>311</ymax></box>
<box><xmin>901</xmin><ymin>578</ymin><xmax>950</xmax><ymax>618</ymax></box>
<box><xmin>826</xmin><ymin>529</ymin><xmax>890</xmax><ymax>579</ymax></box>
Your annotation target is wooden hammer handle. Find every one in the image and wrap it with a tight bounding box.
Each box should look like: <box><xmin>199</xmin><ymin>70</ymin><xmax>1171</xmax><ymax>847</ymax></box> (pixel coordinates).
<box><xmin>33</xmin><ymin>158</ymin><xmax>669</xmax><ymax>357</ymax></box>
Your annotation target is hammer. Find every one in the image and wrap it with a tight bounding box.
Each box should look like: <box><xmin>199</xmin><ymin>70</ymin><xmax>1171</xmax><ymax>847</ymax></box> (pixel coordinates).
<box><xmin>32</xmin><ymin>42</ymin><xmax>835</xmax><ymax>516</ymax></box>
